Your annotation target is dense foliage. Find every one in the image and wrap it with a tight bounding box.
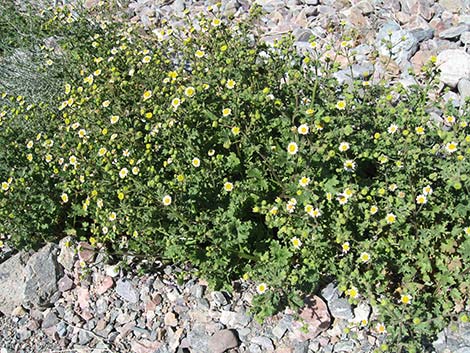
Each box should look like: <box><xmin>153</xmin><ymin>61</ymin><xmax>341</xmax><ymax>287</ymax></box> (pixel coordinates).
<box><xmin>1</xmin><ymin>3</ymin><xmax>469</xmax><ymax>351</ymax></box>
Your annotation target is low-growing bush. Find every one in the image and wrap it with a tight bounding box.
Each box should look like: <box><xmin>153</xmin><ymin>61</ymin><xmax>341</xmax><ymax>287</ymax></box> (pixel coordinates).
<box><xmin>1</xmin><ymin>3</ymin><xmax>469</xmax><ymax>351</ymax></box>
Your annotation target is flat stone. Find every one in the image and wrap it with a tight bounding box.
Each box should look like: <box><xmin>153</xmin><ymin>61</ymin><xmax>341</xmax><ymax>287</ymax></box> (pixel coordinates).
<box><xmin>164</xmin><ymin>312</ymin><xmax>178</xmax><ymax>327</ymax></box>
<box><xmin>334</xmin><ymin>340</ymin><xmax>356</xmax><ymax>352</ymax></box>
<box><xmin>291</xmin><ymin>295</ymin><xmax>331</xmax><ymax>341</ymax></box>
<box><xmin>461</xmin><ymin>31</ymin><xmax>470</xmax><ymax>44</ymax></box>
<box><xmin>0</xmin><ymin>251</ymin><xmax>28</xmax><ymax>315</ymax></box>
<box><xmin>95</xmin><ymin>275</ymin><xmax>114</xmax><ymax>295</ymax></box>
<box><xmin>78</xmin><ymin>242</ymin><xmax>95</xmax><ymax>263</ymax></box>
<box><xmin>211</xmin><ymin>291</ymin><xmax>229</xmax><ymax>306</ymax></box>
<box><xmin>272</xmin><ymin>317</ymin><xmax>291</xmax><ymax>339</ymax></box>
<box><xmin>437</xmin><ymin>49</ymin><xmax>470</xmax><ymax>88</ymax></box>
<box><xmin>208</xmin><ymin>329</ymin><xmax>240</xmax><ymax>353</ymax></box>
<box><xmin>24</xmin><ymin>243</ymin><xmax>63</xmax><ymax>308</ymax></box>
<box><xmin>42</xmin><ymin>310</ymin><xmax>59</xmax><ymax>329</ymax></box>
<box><xmin>329</xmin><ymin>297</ymin><xmax>353</xmax><ymax>320</ymax></box>
<box><xmin>58</xmin><ymin>275</ymin><xmax>74</xmax><ymax>292</ymax></box>
<box><xmin>321</xmin><ymin>282</ymin><xmax>340</xmax><ymax>302</ymax></box>
<box><xmin>116</xmin><ymin>279</ymin><xmax>139</xmax><ymax>303</ymax></box>
<box><xmin>458</xmin><ymin>78</ymin><xmax>470</xmax><ymax>101</ymax></box>
<box><xmin>439</xmin><ymin>0</ymin><xmax>463</xmax><ymax>12</ymax></box>
<box><xmin>219</xmin><ymin>310</ymin><xmax>252</xmax><ymax>328</ymax></box>
<box><xmin>439</xmin><ymin>24</ymin><xmax>469</xmax><ymax>39</ymax></box>
<box><xmin>251</xmin><ymin>336</ymin><xmax>275</xmax><ymax>351</ymax></box>
<box><xmin>130</xmin><ymin>339</ymin><xmax>162</xmax><ymax>353</ymax></box>
<box><xmin>352</xmin><ymin>302</ymin><xmax>371</xmax><ymax>324</ymax></box>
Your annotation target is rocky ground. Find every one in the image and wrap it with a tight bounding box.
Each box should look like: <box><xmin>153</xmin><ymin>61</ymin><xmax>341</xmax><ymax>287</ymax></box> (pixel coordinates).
<box><xmin>2</xmin><ymin>0</ymin><xmax>470</xmax><ymax>352</ymax></box>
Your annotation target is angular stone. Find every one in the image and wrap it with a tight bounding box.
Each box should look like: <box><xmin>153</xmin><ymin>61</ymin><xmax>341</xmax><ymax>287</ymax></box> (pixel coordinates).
<box><xmin>437</xmin><ymin>49</ymin><xmax>470</xmax><ymax>88</ymax></box>
<box><xmin>24</xmin><ymin>243</ymin><xmax>63</xmax><ymax>308</ymax></box>
<box><xmin>219</xmin><ymin>310</ymin><xmax>252</xmax><ymax>328</ymax></box>
<box><xmin>329</xmin><ymin>297</ymin><xmax>353</xmax><ymax>320</ymax></box>
<box><xmin>0</xmin><ymin>252</ymin><xmax>28</xmax><ymax>315</ymax></box>
<box><xmin>208</xmin><ymin>329</ymin><xmax>240</xmax><ymax>353</ymax></box>
<box><xmin>439</xmin><ymin>24</ymin><xmax>469</xmax><ymax>39</ymax></box>
<box><xmin>130</xmin><ymin>339</ymin><xmax>162</xmax><ymax>353</ymax></box>
<box><xmin>58</xmin><ymin>275</ymin><xmax>74</xmax><ymax>292</ymax></box>
<box><xmin>439</xmin><ymin>0</ymin><xmax>463</xmax><ymax>12</ymax></box>
<box><xmin>42</xmin><ymin>310</ymin><xmax>59</xmax><ymax>329</ymax></box>
<box><xmin>461</xmin><ymin>31</ymin><xmax>470</xmax><ymax>45</ymax></box>
<box><xmin>116</xmin><ymin>279</ymin><xmax>139</xmax><ymax>303</ymax></box>
<box><xmin>57</xmin><ymin>236</ymin><xmax>75</xmax><ymax>271</ymax></box>
<box><xmin>251</xmin><ymin>336</ymin><xmax>275</xmax><ymax>351</ymax></box>
<box><xmin>291</xmin><ymin>295</ymin><xmax>331</xmax><ymax>341</ymax></box>
<box><xmin>164</xmin><ymin>312</ymin><xmax>178</xmax><ymax>327</ymax></box>
<box><xmin>94</xmin><ymin>275</ymin><xmax>114</xmax><ymax>295</ymax></box>
<box><xmin>458</xmin><ymin>78</ymin><xmax>470</xmax><ymax>101</ymax></box>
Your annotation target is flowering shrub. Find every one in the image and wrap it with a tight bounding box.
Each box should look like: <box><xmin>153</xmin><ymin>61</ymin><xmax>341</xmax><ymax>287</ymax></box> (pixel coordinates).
<box><xmin>1</xmin><ymin>4</ymin><xmax>469</xmax><ymax>351</ymax></box>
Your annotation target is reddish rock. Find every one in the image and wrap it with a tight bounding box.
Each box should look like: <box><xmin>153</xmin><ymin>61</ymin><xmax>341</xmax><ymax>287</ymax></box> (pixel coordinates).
<box><xmin>94</xmin><ymin>275</ymin><xmax>114</xmax><ymax>295</ymax></box>
<box><xmin>290</xmin><ymin>295</ymin><xmax>331</xmax><ymax>342</ymax></box>
<box><xmin>130</xmin><ymin>339</ymin><xmax>162</xmax><ymax>353</ymax></box>
<box><xmin>78</xmin><ymin>242</ymin><xmax>95</xmax><ymax>263</ymax></box>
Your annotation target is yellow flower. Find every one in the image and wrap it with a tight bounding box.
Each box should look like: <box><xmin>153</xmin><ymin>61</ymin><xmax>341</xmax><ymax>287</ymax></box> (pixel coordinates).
<box><xmin>142</xmin><ymin>55</ymin><xmax>151</xmax><ymax>63</ymax></box>
<box><xmin>222</xmin><ymin>108</ymin><xmax>231</xmax><ymax>117</ymax></box>
<box><xmin>346</xmin><ymin>286</ymin><xmax>359</xmax><ymax>298</ymax></box>
<box><xmin>132</xmin><ymin>167</ymin><xmax>140</xmax><ymax>175</ymax></box>
<box><xmin>299</xmin><ymin>176</ymin><xmax>310</xmax><ymax>187</ymax></box>
<box><xmin>387</xmin><ymin>124</ymin><xmax>398</xmax><ymax>134</ymax></box>
<box><xmin>1</xmin><ymin>182</ymin><xmax>9</xmax><ymax>191</ymax></box>
<box><xmin>110</xmin><ymin>115</ymin><xmax>119</xmax><ymax>124</ymax></box>
<box><xmin>339</xmin><ymin>142</ymin><xmax>350</xmax><ymax>152</ymax></box>
<box><xmin>416</xmin><ymin>194</ymin><xmax>427</xmax><ymax>204</ymax></box>
<box><xmin>61</xmin><ymin>193</ymin><xmax>69</xmax><ymax>203</ymax></box>
<box><xmin>184</xmin><ymin>86</ymin><xmax>196</xmax><ymax>97</ymax></box>
<box><xmin>270</xmin><ymin>206</ymin><xmax>278</xmax><ymax>215</ymax></box>
<box><xmin>344</xmin><ymin>188</ymin><xmax>354</xmax><ymax>198</ymax></box>
<box><xmin>65</xmin><ymin>83</ymin><xmax>71</xmax><ymax>94</ymax></box>
<box><xmin>84</xmin><ymin>75</ymin><xmax>94</xmax><ymax>85</ymax></box>
<box><xmin>171</xmin><ymin>97</ymin><xmax>181</xmax><ymax>110</ymax></box>
<box><xmin>224</xmin><ymin>182</ymin><xmax>234</xmax><ymax>192</ymax></box>
<box><xmin>385</xmin><ymin>213</ymin><xmax>396</xmax><ymax>224</ymax></box>
<box><xmin>256</xmin><ymin>283</ymin><xmax>267</xmax><ymax>294</ymax></box>
<box><xmin>343</xmin><ymin>160</ymin><xmax>356</xmax><ymax>171</ymax></box>
<box><xmin>69</xmin><ymin>155</ymin><xmax>78</xmax><ymax>166</ymax></box>
<box><xmin>143</xmin><ymin>90</ymin><xmax>152</xmax><ymax>101</ymax></box>
<box><xmin>370</xmin><ymin>205</ymin><xmax>378</xmax><ymax>215</ymax></box>
<box><xmin>231</xmin><ymin>127</ymin><xmax>240</xmax><ymax>136</ymax></box>
<box><xmin>94</xmin><ymin>69</ymin><xmax>102</xmax><ymax>76</ymax></box>
<box><xmin>102</xmin><ymin>100</ymin><xmax>111</xmax><ymax>108</ymax></box>
<box><xmin>291</xmin><ymin>237</ymin><xmax>302</xmax><ymax>249</ymax></box>
<box><xmin>376</xmin><ymin>323</ymin><xmax>387</xmax><ymax>334</ymax></box>
<box><xmin>297</xmin><ymin>124</ymin><xmax>309</xmax><ymax>135</ymax></box>
<box><xmin>336</xmin><ymin>100</ymin><xmax>346</xmax><ymax>110</ymax></box>
<box><xmin>310</xmin><ymin>41</ymin><xmax>317</xmax><ymax>49</ymax></box>
<box><xmin>108</xmin><ymin>212</ymin><xmax>117</xmax><ymax>221</ymax></box>
<box><xmin>226</xmin><ymin>79</ymin><xmax>236</xmax><ymax>89</ymax></box>
<box><xmin>360</xmin><ymin>252</ymin><xmax>370</xmax><ymax>263</ymax></box>
<box><xmin>287</xmin><ymin>142</ymin><xmax>298</xmax><ymax>155</ymax></box>
<box><xmin>26</xmin><ymin>140</ymin><xmax>34</xmax><ymax>149</ymax></box>
<box><xmin>306</xmin><ymin>108</ymin><xmax>314</xmax><ymax>115</ymax></box>
<box><xmin>444</xmin><ymin>115</ymin><xmax>455</xmax><ymax>125</ymax></box>
<box><xmin>192</xmin><ymin>158</ymin><xmax>201</xmax><ymax>167</ymax></box>
<box><xmin>337</xmin><ymin>194</ymin><xmax>348</xmax><ymax>205</ymax></box>
<box><xmin>309</xmin><ymin>208</ymin><xmax>321</xmax><ymax>218</ymax></box>
<box><xmin>98</xmin><ymin>147</ymin><xmax>107</xmax><ymax>156</ymax></box>
<box><xmin>118</xmin><ymin>192</ymin><xmax>124</xmax><ymax>200</ymax></box>
<box><xmin>195</xmin><ymin>49</ymin><xmax>205</xmax><ymax>58</ymax></box>
<box><xmin>211</xmin><ymin>18</ymin><xmax>222</xmax><ymax>26</ymax></box>
<box><xmin>78</xmin><ymin>129</ymin><xmax>87</xmax><ymax>138</ymax></box>
<box><xmin>119</xmin><ymin>168</ymin><xmax>128</xmax><ymax>179</ymax></box>
<box><xmin>45</xmin><ymin>154</ymin><xmax>53</xmax><ymax>163</ymax></box>
<box><xmin>464</xmin><ymin>227</ymin><xmax>470</xmax><ymax>235</ymax></box>
<box><xmin>445</xmin><ymin>141</ymin><xmax>458</xmax><ymax>153</ymax></box>
<box><xmin>27</xmin><ymin>153</ymin><xmax>33</xmax><ymax>162</ymax></box>
<box><xmin>342</xmin><ymin>241</ymin><xmax>350</xmax><ymax>253</ymax></box>
<box><xmin>415</xmin><ymin>126</ymin><xmax>425</xmax><ymax>135</ymax></box>
<box><xmin>401</xmin><ymin>294</ymin><xmax>412</xmax><ymax>305</ymax></box>
<box><xmin>305</xmin><ymin>204</ymin><xmax>314</xmax><ymax>214</ymax></box>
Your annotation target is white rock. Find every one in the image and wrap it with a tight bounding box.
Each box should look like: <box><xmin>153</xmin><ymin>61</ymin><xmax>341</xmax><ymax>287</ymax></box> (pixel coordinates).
<box><xmin>437</xmin><ymin>49</ymin><xmax>470</xmax><ymax>88</ymax></box>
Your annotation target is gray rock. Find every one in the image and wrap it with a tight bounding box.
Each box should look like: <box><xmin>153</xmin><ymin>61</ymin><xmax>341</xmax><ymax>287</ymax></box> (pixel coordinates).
<box><xmin>410</xmin><ymin>28</ymin><xmax>435</xmax><ymax>43</ymax></box>
<box><xmin>439</xmin><ymin>0</ymin><xmax>463</xmax><ymax>12</ymax></box>
<box><xmin>58</xmin><ymin>275</ymin><xmax>73</xmax><ymax>292</ymax></box>
<box><xmin>56</xmin><ymin>321</ymin><xmax>68</xmax><ymax>337</ymax></box>
<box><xmin>0</xmin><ymin>251</ymin><xmax>28</xmax><ymax>315</ymax></box>
<box><xmin>272</xmin><ymin>317</ymin><xmax>291</xmax><ymax>339</ymax></box>
<box><xmin>24</xmin><ymin>243</ymin><xmax>63</xmax><ymax>308</ymax></box>
<box><xmin>208</xmin><ymin>329</ymin><xmax>239</xmax><ymax>353</ymax></box>
<box><xmin>321</xmin><ymin>282</ymin><xmax>340</xmax><ymax>302</ymax></box>
<box><xmin>78</xmin><ymin>329</ymin><xmax>93</xmax><ymax>345</ymax></box>
<box><xmin>462</xmin><ymin>31</ymin><xmax>470</xmax><ymax>45</ymax></box>
<box><xmin>439</xmin><ymin>24</ymin><xmax>469</xmax><ymax>39</ymax></box>
<box><xmin>211</xmin><ymin>291</ymin><xmax>229</xmax><ymax>306</ymax></box>
<box><xmin>191</xmin><ymin>285</ymin><xmax>205</xmax><ymax>299</ymax></box>
<box><xmin>57</xmin><ymin>236</ymin><xmax>75</xmax><ymax>271</ymax></box>
<box><xmin>249</xmin><ymin>344</ymin><xmax>263</xmax><ymax>353</ymax></box>
<box><xmin>458</xmin><ymin>78</ymin><xmax>470</xmax><ymax>101</ymax></box>
<box><xmin>183</xmin><ymin>324</ymin><xmax>209</xmax><ymax>352</ymax></box>
<box><xmin>433</xmin><ymin>322</ymin><xmax>470</xmax><ymax>352</ymax></box>
<box><xmin>436</xmin><ymin>49</ymin><xmax>470</xmax><ymax>88</ymax></box>
<box><xmin>219</xmin><ymin>310</ymin><xmax>252</xmax><ymax>328</ymax></box>
<box><xmin>95</xmin><ymin>297</ymin><xmax>108</xmax><ymax>315</ymax></box>
<box><xmin>251</xmin><ymin>336</ymin><xmax>274</xmax><ymax>351</ymax></box>
<box><xmin>42</xmin><ymin>311</ymin><xmax>59</xmax><ymax>329</ymax></box>
<box><xmin>115</xmin><ymin>279</ymin><xmax>139</xmax><ymax>303</ymax></box>
<box><xmin>329</xmin><ymin>298</ymin><xmax>353</xmax><ymax>320</ymax></box>
<box><xmin>353</xmin><ymin>302</ymin><xmax>371</xmax><ymax>324</ymax></box>
<box><xmin>293</xmin><ymin>340</ymin><xmax>309</xmax><ymax>353</ymax></box>
<box><xmin>334</xmin><ymin>340</ymin><xmax>356</xmax><ymax>352</ymax></box>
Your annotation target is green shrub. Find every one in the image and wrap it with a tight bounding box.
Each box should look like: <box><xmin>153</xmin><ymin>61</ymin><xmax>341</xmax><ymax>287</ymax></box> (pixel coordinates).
<box><xmin>1</xmin><ymin>4</ymin><xmax>469</xmax><ymax>351</ymax></box>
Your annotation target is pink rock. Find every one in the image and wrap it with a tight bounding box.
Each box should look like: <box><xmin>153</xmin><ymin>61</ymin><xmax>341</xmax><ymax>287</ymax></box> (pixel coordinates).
<box><xmin>76</xmin><ymin>286</ymin><xmax>90</xmax><ymax>310</ymax></box>
<box><xmin>95</xmin><ymin>276</ymin><xmax>114</xmax><ymax>295</ymax></box>
<box><xmin>275</xmin><ymin>346</ymin><xmax>293</xmax><ymax>353</ymax></box>
<box><xmin>130</xmin><ymin>340</ymin><xmax>162</xmax><ymax>353</ymax></box>
<box><xmin>290</xmin><ymin>295</ymin><xmax>331</xmax><ymax>342</ymax></box>
<box><xmin>78</xmin><ymin>242</ymin><xmax>95</xmax><ymax>263</ymax></box>
<box><xmin>411</xmin><ymin>50</ymin><xmax>435</xmax><ymax>72</ymax></box>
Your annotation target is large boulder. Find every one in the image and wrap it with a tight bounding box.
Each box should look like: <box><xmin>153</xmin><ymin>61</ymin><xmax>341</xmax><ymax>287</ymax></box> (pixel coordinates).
<box><xmin>24</xmin><ymin>243</ymin><xmax>63</xmax><ymax>308</ymax></box>
<box><xmin>0</xmin><ymin>252</ymin><xmax>29</xmax><ymax>315</ymax></box>
<box><xmin>436</xmin><ymin>49</ymin><xmax>470</xmax><ymax>88</ymax></box>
